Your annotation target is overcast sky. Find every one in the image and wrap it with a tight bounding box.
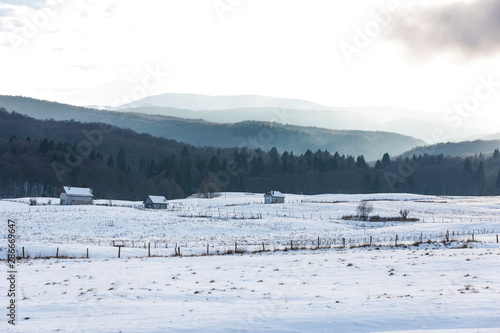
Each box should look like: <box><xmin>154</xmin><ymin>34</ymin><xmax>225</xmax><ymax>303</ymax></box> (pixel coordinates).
<box><xmin>0</xmin><ymin>0</ymin><xmax>499</xmax><ymax>128</ymax></box>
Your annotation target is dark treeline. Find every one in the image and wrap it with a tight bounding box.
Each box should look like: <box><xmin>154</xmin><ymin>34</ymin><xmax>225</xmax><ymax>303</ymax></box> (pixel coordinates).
<box><xmin>1</xmin><ymin>108</ymin><xmax>500</xmax><ymax>200</ymax></box>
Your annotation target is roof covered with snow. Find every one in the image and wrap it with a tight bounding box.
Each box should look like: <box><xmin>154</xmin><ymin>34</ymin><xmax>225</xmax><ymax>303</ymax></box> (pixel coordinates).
<box><xmin>145</xmin><ymin>195</ymin><xmax>168</xmax><ymax>204</ymax></box>
<box><xmin>62</xmin><ymin>186</ymin><xmax>93</xmax><ymax>197</ymax></box>
<box><xmin>264</xmin><ymin>191</ymin><xmax>285</xmax><ymax>198</ymax></box>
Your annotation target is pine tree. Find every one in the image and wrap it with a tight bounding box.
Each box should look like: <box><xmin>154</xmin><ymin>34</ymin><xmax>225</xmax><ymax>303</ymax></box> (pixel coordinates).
<box><xmin>381</xmin><ymin>153</ymin><xmax>391</xmax><ymax>168</ymax></box>
<box><xmin>356</xmin><ymin>155</ymin><xmax>367</xmax><ymax>169</ymax></box>
<box><xmin>332</xmin><ymin>152</ymin><xmax>339</xmax><ymax>170</ymax></box>
<box><xmin>147</xmin><ymin>159</ymin><xmax>157</xmax><ymax>178</ymax></box>
<box><xmin>250</xmin><ymin>155</ymin><xmax>264</xmax><ymax>177</ymax></box>
<box><xmin>208</xmin><ymin>156</ymin><xmax>220</xmax><ymax>174</ymax></box>
<box><xmin>235</xmin><ymin>148</ymin><xmax>248</xmax><ymax>172</ymax></box>
<box><xmin>303</xmin><ymin>150</ymin><xmax>313</xmax><ymax>170</ymax></box>
<box><xmin>281</xmin><ymin>151</ymin><xmax>289</xmax><ymax>173</ymax></box>
<box><xmin>364</xmin><ymin>169</ymin><xmax>371</xmax><ymax>192</ymax></box>
<box><xmin>138</xmin><ymin>157</ymin><xmax>146</xmax><ymax>173</ymax></box>
<box><xmin>116</xmin><ymin>148</ymin><xmax>127</xmax><ymax>171</ymax></box>
<box><xmin>181</xmin><ymin>145</ymin><xmax>190</xmax><ymax>159</ymax></box>
<box><xmin>106</xmin><ymin>156</ymin><xmax>115</xmax><ymax>168</ymax></box>
<box><xmin>475</xmin><ymin>161</ymin><xmax>486</xmax><ymax>194</ymax></box>
<box><xmin>38</xmin><ymin>139</ymin><xmax>50</xmax><ymax>153</ymax></box>
<box><xmin>464</xmin><ymin>158</ymin><xmax>472</xmax><ymax>172</ymax></box>
<box><xmin>493</xmin><ymin>149</ymin><xmax>500</xmax><ymax>159</ymax></box>
<box><xmin>195</xmin><ymin>157</ymin><xmax>207</xmax><ymax>172</ymax></box>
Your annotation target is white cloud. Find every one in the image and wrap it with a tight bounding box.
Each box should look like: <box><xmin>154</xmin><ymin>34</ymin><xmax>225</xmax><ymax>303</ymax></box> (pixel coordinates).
<box><xmin>384</xmin><ymin>0</ymin><xmax>500</xmax><ymax>60</ymax></box>
<box><xmin>0</xmin><ymin>0</ymin><xmax>498</xmax><ymax>132</ymax></box>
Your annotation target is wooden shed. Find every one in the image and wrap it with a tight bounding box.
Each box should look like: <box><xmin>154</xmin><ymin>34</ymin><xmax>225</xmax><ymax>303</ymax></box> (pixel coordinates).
<box><xmin>144</xmin><ymin>195</ymin><xmax>168</xmax><ymax>209</ymax></box>
<box><xmin>60</xmin><ymin>186</ymin><xmax>93</xmax><ymax>205</ymax></box>
<box><xmin>264</xmin><ymin>191</ymin><xmax>285</xmax><ymax>204</ymax></box>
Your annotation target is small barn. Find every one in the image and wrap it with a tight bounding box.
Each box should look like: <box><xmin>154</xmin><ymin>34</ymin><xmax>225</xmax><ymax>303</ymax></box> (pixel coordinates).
<box><xmin>264</xmin><ymin>190</ymin><xmax>285</xmax><ymax>204</ymax></box>
<box><xmin>60</xmin><ymin>186</ymin><xmax>93</xmax><ymax>205</ymax></box>
<box><xmin>144</xmin><ymin>195</ymin><xmax>168</xmax><ymax>209</ymax></box>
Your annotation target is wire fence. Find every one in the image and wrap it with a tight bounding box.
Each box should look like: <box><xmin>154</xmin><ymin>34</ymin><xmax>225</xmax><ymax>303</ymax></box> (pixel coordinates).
<box><xmin>8</xmin><ymin>229</ymin><xmax>499</xmax><ymax>260</ymax></box>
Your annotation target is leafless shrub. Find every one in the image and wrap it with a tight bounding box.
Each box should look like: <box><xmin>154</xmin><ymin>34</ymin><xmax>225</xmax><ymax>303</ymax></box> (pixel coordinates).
<box><xmin>356</xmin><ymin>200</ymin><xmax>373</xmax><ymax>221</ymax></box>
<box><xmin>399</xmin><ymin>209</ymin><xmax>410</xmax><ymax>219</ymax></box>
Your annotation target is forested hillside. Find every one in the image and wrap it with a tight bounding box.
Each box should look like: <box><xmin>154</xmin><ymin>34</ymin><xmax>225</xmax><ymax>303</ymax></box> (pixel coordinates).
<box><xmin>0</xmin><ymin>95</ymin><xmax>424</xmax><ymax>160</ymax></box>
<box><xmin>401</xmin><ymin>139</ymin><xmax>500</xmax><ymax>158</ymax></box>
<box><xmin>1</xmin><ymin>108</ymin><xmax>500</xmax><ymax>200</ymax></box>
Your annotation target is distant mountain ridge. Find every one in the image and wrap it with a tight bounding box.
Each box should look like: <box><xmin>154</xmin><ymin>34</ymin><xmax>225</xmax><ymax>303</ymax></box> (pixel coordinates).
<box><xmin>0</xmin><ymin>95</ymin><xmax>424</xmax><ymax>160</ymax></box>
<box><xmin>116</xmin><ymin>93</ymin><xmax>333</xmax><ymax>111</ymax></box>
<box><xmin>112</xmin><ymin>93</ymin><xmax>488</xmax><ymax>142</ymax></box>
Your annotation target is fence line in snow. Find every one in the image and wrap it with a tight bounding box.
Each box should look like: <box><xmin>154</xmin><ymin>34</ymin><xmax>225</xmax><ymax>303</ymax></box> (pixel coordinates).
<box><xmin>10</xmin><ymin>229</ymin><xmax>499</xmax><ymax>260</ymax></box>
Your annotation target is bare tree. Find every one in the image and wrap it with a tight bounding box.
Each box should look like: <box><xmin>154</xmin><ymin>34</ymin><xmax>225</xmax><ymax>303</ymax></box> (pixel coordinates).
<box><xmin>399</xmin><ymin>209</ymin><xmax>410</xmax><ymax>219</ymax></box>
<box><xmin>356</xmin><ymin>200</ymin><xmax>373</xmax><ymax>221</ymax></box>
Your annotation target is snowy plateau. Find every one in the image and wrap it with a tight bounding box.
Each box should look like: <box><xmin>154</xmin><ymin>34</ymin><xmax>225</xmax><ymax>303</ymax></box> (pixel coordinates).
<box><xmin>1</xmin><ymin>193</ymin><xmax>500</xmax><ymax>333</ymax></box>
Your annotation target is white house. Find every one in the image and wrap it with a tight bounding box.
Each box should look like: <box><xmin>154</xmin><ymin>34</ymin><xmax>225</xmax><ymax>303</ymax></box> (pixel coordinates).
<box><xmin>264</xmin><ymin>190</ymin><xmax>285</xmax><ymax>204</ymax></box>
<box><xmin>60</xmin><ymin>186</ymin><xmax>93</xmax><ymax>205</ymax></box>
<box><xmin>144</xmin><ymin>195</ymin><xmax>168</xmax><ymax>209</ymax></box>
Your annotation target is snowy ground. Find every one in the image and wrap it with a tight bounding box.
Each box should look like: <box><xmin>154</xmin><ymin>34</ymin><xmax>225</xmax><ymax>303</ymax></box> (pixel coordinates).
<box><xmin>1</xmin><ymin>193</ymin><xmax>500</xmax><ymax>332</ymax></box>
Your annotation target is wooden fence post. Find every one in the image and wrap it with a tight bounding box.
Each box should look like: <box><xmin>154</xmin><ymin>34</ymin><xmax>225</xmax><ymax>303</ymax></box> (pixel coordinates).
<box><xmin>207</xmin><ymin>244</ymin><xmax>209</xmax><ymax>255</ymax></box>
<box><xmin>22</xmin><ymin>247</ymin><xmax>25</xmax><ymax>259</ymax></box>
<box><xmin>118</xmin><ymin>246</ymin><xmax>121</xmax><ymax>258</ymax></box>
<box><xmin>86</xmin><ymin>248</ymin><xmax>89</xmax><ymax>259</ymax></box>
<box><xmin>148</xmin><ymin>243</ymin><xmax>151</xmax><ymax>257</ymax></box>
<box><xmin>395</xmin><ymin>235</ymin><xmax>398</xmax><ymax>247</ymax></box>
<box><xmin>369</xmin><ymin>236</ymin><xmax>372</xmax><ymax>246</ymax></box>
<box><xmin>56</xmin><ymin>247</ymin><xmax>59</xmax><ymax>258</ymax></box>
<box><xmin>342</xmin><ymin>238</ymin><xmax>345</xmax><ymax>248</ymax></box>
<box><xmin>235</xmin><ymin>242</ymin><xmax>237</xmax><ymax>253</ymax></box>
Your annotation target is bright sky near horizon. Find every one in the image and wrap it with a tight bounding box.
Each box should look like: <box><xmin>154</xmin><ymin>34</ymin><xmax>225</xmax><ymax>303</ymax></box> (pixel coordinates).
<box><xmin>0</xmin><ymin>0</ymin><xmax>499</xmax><ymax>127</ymax></box>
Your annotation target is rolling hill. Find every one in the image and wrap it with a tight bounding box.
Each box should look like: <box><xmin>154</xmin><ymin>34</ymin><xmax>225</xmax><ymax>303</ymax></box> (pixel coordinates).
<box><xmin>0</xmin><ymin>95</ymin><xmax>425</xmax><ymax>160</ymax></box>
<box><xmin>115</xmin><ymin>93</ymin><xmax>333</xmax><ymax>111</ymax></box>
<box><xmin>112</xmin><ymin>93</ymin><xmax>487</xmax><ymax>142</ymax></box>
<box><xmin>401</xmin><ymin>139</ymin><xmax>500</xmax><ymax>158</ymax></box>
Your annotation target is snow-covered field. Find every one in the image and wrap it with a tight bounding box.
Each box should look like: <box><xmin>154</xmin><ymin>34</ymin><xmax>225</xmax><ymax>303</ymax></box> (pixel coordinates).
<box><xmin>1</xmin><ymin>193</ymin><xmax>500</xmax><ymax>332</ymax></box>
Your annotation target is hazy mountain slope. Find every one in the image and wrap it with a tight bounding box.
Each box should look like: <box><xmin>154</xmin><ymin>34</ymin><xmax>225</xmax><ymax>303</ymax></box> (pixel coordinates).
<box><xmin>0</xmin><ymin>95</ymin><xmax>424</xmax><ymax>160</ymax></box>
<box><xmin>116</xmin><ymin>93</ymin><xmax>333</xmax><ymax>111</ymax></box>
<box><xmin>401</xmin><ymin>139</ymin><xmax>500</xmax><ymax>158</ymax></box>
<box><xmin>117</xmin><ymin>106</ymin><xmax>371</xmax><ymax>130</ymax></box>
<box><xmin>115</xmin><ymin>104</ymin><xmax>484</xmax><ymax>143</ymax></box>
<box><xmin>278</xmin><ymin>125</ymin><xmax>423</xmax><ymax>160</ymax></box>
<box><xmin>462</xmin><ymin>132</ymin><xmax>500</xmax><ymax>142</ymax></box>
